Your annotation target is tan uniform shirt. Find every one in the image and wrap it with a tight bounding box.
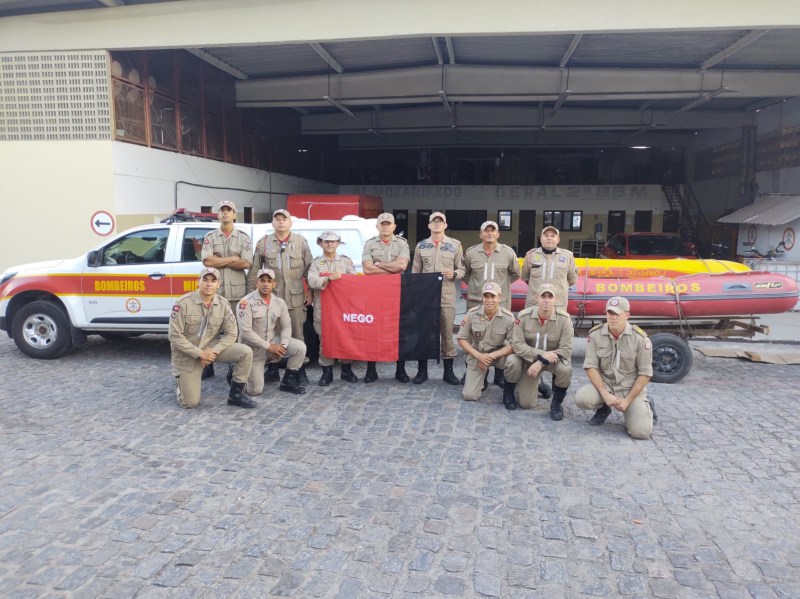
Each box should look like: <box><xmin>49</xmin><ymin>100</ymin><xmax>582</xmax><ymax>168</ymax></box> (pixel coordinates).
<box><xmin>168</xmin><ymin>291</ymin><xmax>237</xmax><ymax>373</ymax></box>
<box><xmin>412</xmin><ymin>235</ymin><xmax>465</xmax><ymax>308</ymax></box>
<box><xmin>201</xmin><ymin>228</ymin><xmax>253</xmax><ymax>301</ymax></box>
<box><xmin>248</xmin><ymin>232</ymin><xmax>313</xmax><ymax>309</ymax></box>
<box><xmin>511</xmin><ymin>306</ymin><xmax>574</xmax><ymax>364</ymax></box>
<box><xmin>307</xmin><ymin>254</ymin><xmax>357</xmax><ymax>323</ymax></box>
<box><xmin>584</xmin><ymin>322</ymin><xmax>653</xmax><ymax>395</ymax></box>
<box><xmin>457</xmin><ymin>306</ymin><xmax>516</xmax><ymax>352</ymax></box>
<box><xmin>463</xmin><ymin>243</ymin><xmax>520</xmax><ymax>305</ymax></box>
<box><xmin>362</xmin><ymin>235</ymin><xmax>410</xmax><ymax>271</ymax></box>
<box><xmin>521</xmin><ymin>247</ymin><xmax>578</xmax><ymax>309</ymax></box>
<box><xmin>235</xmin><ymin>290</ymin><xmax>291</xmax><ymax>351</ymax></box>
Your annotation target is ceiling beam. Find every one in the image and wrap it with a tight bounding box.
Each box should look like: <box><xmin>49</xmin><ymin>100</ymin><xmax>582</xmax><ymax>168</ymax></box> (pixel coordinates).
<box><xmin>559</xmin><ymin>34</ymin><xmax>583</xmax><ymax>68</ymax></box>
<box><xmin>186</xmin><ymin>48</ymin><xmax>248</xmax><ymax>80</ymax></box>
<box><xmin>301</xmin><ymin>104</ymin><xmax>753</xmax><ymax>135</ymax></box>
<box><xmin>308</xmin><ymin>42</ymin><xmax>344</xmax><ymax>74</ymax></box>
<box><xmin>323</xmin><ymin>95</ymin><xmax>358</xmax><ymax>119</ymax></box>
<box><xmin>236</xmin><ymin>65</ymin><xmax>800</xmax><ymax>107</ymax></box>
<box><xmin>674</xmin><ymin>87</ymin><xmax>729</xmax><ymax>113</ymax></box>
<box><xmin>97</xmin><ymin>0</ymin><xmax>126</xmax><ymax>6</ymax></box>
<box><xmin>700</xmin><ymin>29</ymin><xmax>769</xmax><ymax>69</ymax></box>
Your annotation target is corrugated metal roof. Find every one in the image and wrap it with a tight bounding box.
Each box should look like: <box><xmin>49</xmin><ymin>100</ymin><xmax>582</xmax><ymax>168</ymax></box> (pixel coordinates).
<box><xmin>718</xmin><ymin>195</ymin><xmax>800</xmax><ymax>225</ymax></box>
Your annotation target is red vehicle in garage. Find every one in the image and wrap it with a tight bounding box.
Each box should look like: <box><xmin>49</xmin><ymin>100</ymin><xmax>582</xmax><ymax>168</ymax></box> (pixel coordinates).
<box><xmin>600</xmin><ymin>233</ymin><xmax>697</xmax><ymax>260</ymax></box>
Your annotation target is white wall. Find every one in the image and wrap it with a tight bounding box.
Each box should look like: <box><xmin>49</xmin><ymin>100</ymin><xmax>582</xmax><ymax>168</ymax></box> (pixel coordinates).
<box><xmin>0</xmin><ymin>140</ymin><xmax>115</xmax><ymax>272</ymax></box>
<box><xmin>112</xmin><ymin>142</ymin><xmax>336</xmax><ymax>228</ymax></box>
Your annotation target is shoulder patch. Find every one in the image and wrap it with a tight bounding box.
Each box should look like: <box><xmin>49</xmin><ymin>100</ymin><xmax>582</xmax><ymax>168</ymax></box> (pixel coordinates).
<box><xmin>171</xmin><ymin>304</ymin><xmax>181</xmax><ymax>318</ymax></box>
<box><xmin>632</xmin><ymin>325</ymin><xmax>648</xmax><ymax>338</ymax></box>
<box><xmin>238</xmin><ymin>300</ymin><xmax>248</xmax><ymax>310</ymax></box>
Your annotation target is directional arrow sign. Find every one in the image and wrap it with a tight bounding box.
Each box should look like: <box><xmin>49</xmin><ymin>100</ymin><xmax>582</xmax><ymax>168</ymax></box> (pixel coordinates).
<box><xmin>90</xmin><ymin>210</ymin><xmax>115</xmax><ymax>236</ymax></box>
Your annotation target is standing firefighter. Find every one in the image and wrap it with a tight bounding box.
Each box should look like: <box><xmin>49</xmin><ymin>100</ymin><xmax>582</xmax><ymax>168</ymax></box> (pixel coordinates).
<box><xmin>411</xmin><ymin>212</ymin><xmax>464</xmax><ymax>385</ymax></box>
<box><xmin>248</xmin><ymin>208</ymin><xmax>313</xmax><ymax>385</ymax></box>
<box><xmin>361</xmin><ymin>213</ymin><xmax>411</xmax><ymax>384</ymax></box>
<box><xmin>307</xmin><ymin>230</ymin><xmax>359</xmax><ymax>386</ymax></box>
<box><xmin>199</xmin><ymin>199</ymin><xmax>252</xmax><ymax>379</ymax></box>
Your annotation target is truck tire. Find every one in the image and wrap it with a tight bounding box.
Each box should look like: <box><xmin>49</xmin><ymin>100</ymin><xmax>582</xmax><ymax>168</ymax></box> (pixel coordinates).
<box><xmin>649</xmin><ymin>333</ymin><xmax>693</xmax><ymax>384</ymax></box>
<box><xmin>12</xmin><ymin>301</ymin><xmax>73</xmax><ymax>359</ymax></box>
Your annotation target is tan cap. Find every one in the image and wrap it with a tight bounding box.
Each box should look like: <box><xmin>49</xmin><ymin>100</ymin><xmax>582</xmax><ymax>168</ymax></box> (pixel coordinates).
<box><xmin>605</xmin><ymin>296</ymin><xmax>631</xmax><ymax>314</ymax></box>
<box><xmin>377</xmin><ymin>213</ymin><xmax>395</xmax><ymax>224</ymax></box>
<box><xmin>217</xmin><ymin>200</ymin><xmax>236</xmax><ymax>212</ymax></box>
<box><xmin>480</xmin><ymin>220</ymin><xmax>499</xmax><ymax>231</ymax></box>
<box><xmin>429</xmin><ymin>211</ymin><xmax>447</xmax><ymax>223</ymax></box>
<box><xmin>199</xmin><ymin>266</ymin><xmax>220</xmax><ymax>280</ymax></box>
<box><xmin>317</xmin><ymin>230</ymin><xmax>341</xmax><ymax>242</ymax></box>
<box><xmin>272</xmin><ymin>208</ymin><xmax>291</xmax><ymax>219</ymax></box>
<box><xmin>537</xmin><ymin>283</ymin><xmax>557</xmax><ymax>297</ymax></box>
<box><xmin>541</xmin><ymin>225</ymin><xmax>560</xmax><ymax>236</ymax></box>
<box><xmin>257</xmin><ymin>268</ymin><xmax>276</xmax><ymax>279</ymax></box>
<box><xmin>482</xmin><ymin>282</ymin><xmax>502</xmax><ymax>296</ymax></box>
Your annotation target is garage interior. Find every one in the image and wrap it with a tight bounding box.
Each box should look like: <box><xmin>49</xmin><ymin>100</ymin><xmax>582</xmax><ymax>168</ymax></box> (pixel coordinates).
<box><xmin>1</xmin><ymin>0</ymin><xmax>799</xmax><ymax>260</ymax></box>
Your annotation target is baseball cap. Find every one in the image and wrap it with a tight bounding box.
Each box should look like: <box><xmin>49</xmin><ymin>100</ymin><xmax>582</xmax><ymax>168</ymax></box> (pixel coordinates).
<box><xmin>317</xmin><ymin>230</ymin><xmax>341</xmax><ymax>242</ymax></box>
<box><xmin>482</xmin><ymin>282</ymin><xmax>501</xmax><ymax>296</ymax></box>
<box><xmin>537</xmin><ymin>283</ymin><xmax>557</xmax><ymax>298</ymax></box>
<box><xmin>272</xmin><ymin>208</ymin><xmax>291</xmax><ymax>219</ymax></box>
<box><xmin>429</xmin><ymin>211</ymin><xmax>447</xmax><ymax>223</ymax></box>
<box><xmin>217</xmin><ymin>200</ymin><xmax>236</xmax><ymax>212</ymax></box>
<box><xmin>541</xmin><ymin>225</ymin><xmax>560</xmax><ymax>236</ymax></box>
<box><xmin>199</xmin><ymin>266</ymin><xmax>219</xmax><ymax>280</ymax></box>
<box><xmin>377</xmin><ymin>213</ymin><xmax>395</xmax><ymax>224</ymax></box>
<box><xmin>480</xmin><ymin>220</ymin><xmax>499</xmax><ymax>231</ymax></box>
<box><xmin>605</xmin><ymin>296</ymin><xmax>631</xmax><ymax>314</ymax></box>
<box><xmin>257</xmin><ymin>268</ymin><xmax>276</xmax><ymax>279</ymax></box>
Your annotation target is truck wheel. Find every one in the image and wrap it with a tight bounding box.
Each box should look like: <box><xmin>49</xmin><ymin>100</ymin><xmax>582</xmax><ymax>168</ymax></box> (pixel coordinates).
<box><xmin>12</xmin><ymin>301</ymin><xmax>73</xmax><ymax>359</ymax></box>
<box><xmin>649</xmin><ymin>333</ymin><xmax>693</xmax><ymax>384</ymax></box>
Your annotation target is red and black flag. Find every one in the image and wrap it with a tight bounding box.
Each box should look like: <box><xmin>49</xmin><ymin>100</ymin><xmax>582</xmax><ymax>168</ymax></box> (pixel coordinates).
<box><xmin>321</xmin><ymin>273</ymin><xmax>442</xmax><ymax>362</ymax></box>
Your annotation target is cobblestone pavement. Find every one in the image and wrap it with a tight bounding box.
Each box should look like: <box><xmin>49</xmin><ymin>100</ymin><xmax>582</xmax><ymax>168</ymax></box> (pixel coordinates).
<box><xmin>1</xmin><ymin>333</ymin><xmax>799</xmax><ymax>599</ymax></box>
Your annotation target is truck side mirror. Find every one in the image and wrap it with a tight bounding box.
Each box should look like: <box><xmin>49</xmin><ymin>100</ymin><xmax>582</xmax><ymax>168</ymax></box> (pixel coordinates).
<box><xmin>87</xmin><ymin>250</ymin><xmax>101</xmax><ymax>267</ymax></box>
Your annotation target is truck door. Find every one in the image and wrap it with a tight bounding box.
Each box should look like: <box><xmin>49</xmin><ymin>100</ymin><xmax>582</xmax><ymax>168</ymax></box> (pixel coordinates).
<box><xmin>83</xmin><ymin>228</ymin><xmax>173</xmax><ymax>326</ymax></box>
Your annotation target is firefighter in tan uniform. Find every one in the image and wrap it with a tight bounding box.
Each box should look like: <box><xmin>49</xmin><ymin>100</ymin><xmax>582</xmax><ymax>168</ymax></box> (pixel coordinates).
<box><xmin>361</xmin><ymin>213</ymin><xmax>411</xmax><ymax>384</ymax></box>
<box><xmin>456</xmin><ymin>282</ymin><xmax>515</xmax><ymax>403</ymax></box>
<box><xmin>463</xmin><ymin>220</ymin><xmax>520</xmax><ymax>388</ymax></box>
<box><xmin>168</xmin><ymin>267</ymin><xmax>254</xmax><ymax>409</ymax></box>
<box><xmin>236</xmin><ymin>268</ymin><xmax>307</xmax><ymax>397</ymax></box>
<box><xmin>248</xmin><ymin>209</ymin><xmax>313</xmax><ymax>384</ymax></box>
<box><xmin>575</xmin><ymin>296</ymin><xmax>655</xmax><ymax>440</ymax></box>
<box><xmin>200</xmin><ymin>199</ymin><xmax>253</xmax><ymax>380</ymax></box>
<box><xmin>307</xmin><ymin>231</ymin><xmax>359</xmax><ymax>386</ymax></box>
<box><xmin>411</xmin><ymin>212</ymin><xmax>464</xmax><ymax>385</ymax></box>
<box><xmin>504</xmin><ymin>284</ymin><xmax>574</xmax><ymax>418</ymax></box>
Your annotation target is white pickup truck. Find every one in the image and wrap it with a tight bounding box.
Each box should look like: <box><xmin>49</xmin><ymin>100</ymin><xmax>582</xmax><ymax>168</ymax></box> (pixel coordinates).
<box><xmin>0</xmin><ymin>217</ymin><xmax>377</xmax><ymax>359</ymax></box>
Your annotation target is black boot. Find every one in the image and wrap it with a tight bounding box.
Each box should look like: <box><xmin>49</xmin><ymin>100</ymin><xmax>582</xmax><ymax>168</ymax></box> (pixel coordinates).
<box><xmin>298</xmin><ymin>366</ymin><xmax>309</xmax><ymax>386</ymax></box>
<box><xmin>590</xmin><ymin>404</ymin><xmax>612</xmax><ymax>426</ymax></box>
<box><xmin>550</xmin><ymin>384</ymin><xmax>568</xmax><ymax>421</ymax></box>
<box><xmin>201</xmin><ymin>363</ymin><xmax>215</xmax><ymax>380</ymax></box>
<box><xmin>228</xmin><ymin>381</ymin><xmax>256</xmax><ymax>409</ymax></box>
<box><xmin>264</xmin><ymin>363</ymin><xmax>280</xmax><ymax>383</ymax></box>
<box><xmin>340</xmin><ymin>363</ymin><xmax>358</xmax><ymax>383</ymax></box>
<box><xmin>364</xmin><ymin>362</ymin><xmax>378</xmax><ymax>383</ymax></box>
<box><xmin>226</xmin><ymin>363</ymin><xmax>234</xmax><ymax>386</ymax></box>
<box><xmin>319</xmin><ymin>366</ymin><xmax>333</xmax><ymax>386</ymax></box>
<box><xmin>442</xmin><ymin>359</ymin><xmax>460</xmax><ymax>385</ymax></box>
<box><xmin>280</xmin><ymin>369</ymin><xmax>306</xmax><ymax>395</ymax></box>
<box><xmin>538</xmin><ymin>381</ymin><xmax>551</xmax><ymax>399</ymax></box>
<box><xmin>482</xmin><ymin>371</ymin><xmax>489</xmax><ymax>392</ymax></box>
<box><xmin>493</xmin><ymin>368</ymin><xmax>505</xmax><ymax>387</ymax></box>
<box><xmin>395</xmin><ymin>361</ymin><xmax>410</xmax><ymax>383</ymax></box>
<box><xmin>413</xmin><ymin>360</ymin><xmax>428</xmax><ymax>385</ymax></box>
<box><xmin>503</xmin><ymin>381</ymin><xmax>518</xmax><ymax>410</ymax></box>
